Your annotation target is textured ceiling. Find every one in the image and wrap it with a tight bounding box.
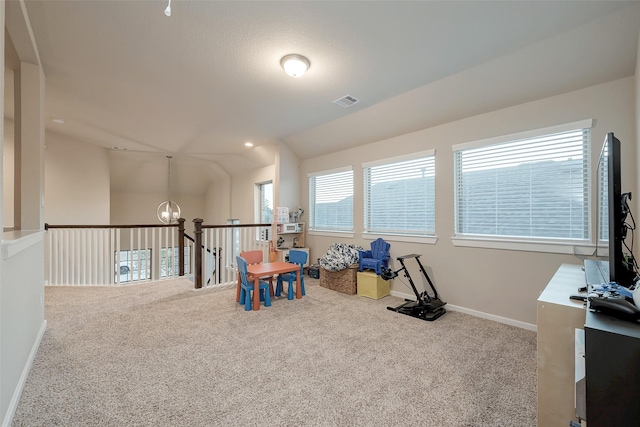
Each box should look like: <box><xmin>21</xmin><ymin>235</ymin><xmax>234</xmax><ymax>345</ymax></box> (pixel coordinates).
<box><xmin>9</xmin><ymin>1</ymin><xmax>640</xmax><ymax>194</ymax></box>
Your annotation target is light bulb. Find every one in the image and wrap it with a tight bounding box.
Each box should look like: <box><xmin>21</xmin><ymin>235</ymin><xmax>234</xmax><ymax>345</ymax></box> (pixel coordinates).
<box><xmin>164</xmin><ymin>5</ymin><xmax>171</xmax><ymax>16</ymax></box>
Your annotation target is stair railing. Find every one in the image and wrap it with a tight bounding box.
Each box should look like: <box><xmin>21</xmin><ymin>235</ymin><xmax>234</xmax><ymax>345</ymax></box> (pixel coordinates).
<box><xmin>45</xmin><ymin>220</ymin><xmax>188</xmax><ymax>286</ymax></box>
<box><xmin>192</xmin><ymin>219</ymin><xmax>272</xmax><ymax>289</ymax></box>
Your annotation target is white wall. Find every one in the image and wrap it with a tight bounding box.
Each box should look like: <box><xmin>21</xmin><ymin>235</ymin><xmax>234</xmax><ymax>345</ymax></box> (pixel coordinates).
<box><xmin>3</xmin><ymin>118</ymin><xmax>13</xmax><ymax>228</ymax></box>
<box><xmin>302</xmin><ymin>77</ymin><xmax>637</xmax><ymax>327</ymax></box>
<box><xmin>230</xmin><ymin>164</ymin><xmax>274</xmax><ymax>224</ymax></box>
<box><xmin>275</xmin><ymin>142</ymin><xmax>300</xmax><ymax>214</ymax></box>
<box><xmin>44</xmin><ymin>132</ymin><xmax>110</xmax><ymax>225</ymax></box>
<box><xmin>110</xmin><ymin>192</ymin><xmax>205</xmax><ymax>227</ymax></box>
<box><xmin>204</xmin><ymin>177</ymin><xmax>231</xmax><ymax>225</ymax></box>
<box><xmin>1</xmin><ymin>237</ymin><xmax>45</xmax><ymax>424</ymax></box>
<box><xmin>1</xmin><ymin>4</ymin><xmax>47</xmax><ymax>425</ymax></box>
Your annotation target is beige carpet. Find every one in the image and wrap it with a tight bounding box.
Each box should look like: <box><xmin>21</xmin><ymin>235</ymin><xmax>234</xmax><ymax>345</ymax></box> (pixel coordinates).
<box><xmin>12</xmin><ymin>278</ymin><xmax>536</xmax><ymax>426</ymax></box>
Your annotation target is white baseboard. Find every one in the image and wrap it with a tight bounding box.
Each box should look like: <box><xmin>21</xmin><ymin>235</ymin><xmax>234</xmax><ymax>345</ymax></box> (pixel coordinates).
<box><xmin>2</xmin><ymin>320</ymin><xmax>47</xmax><ymax>427</ymax></box>
<box><xmin>390</xmin><ymin>290</ymin><xmax>537</xmax><ymax>332</ymax></box>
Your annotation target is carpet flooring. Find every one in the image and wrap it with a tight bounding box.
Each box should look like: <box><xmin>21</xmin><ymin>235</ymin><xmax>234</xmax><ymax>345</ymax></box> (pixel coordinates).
<box><xmin>12</xmin><ymin>277</ymin><xmax>537</xmax><ymax>426</ymax></box>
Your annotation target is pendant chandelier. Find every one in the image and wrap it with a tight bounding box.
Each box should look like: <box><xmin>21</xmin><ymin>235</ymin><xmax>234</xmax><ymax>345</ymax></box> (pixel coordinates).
<box><xmin>157</xmin><ymin>155</ymin><xmax>181</xmax><ymax>224</ymax></box>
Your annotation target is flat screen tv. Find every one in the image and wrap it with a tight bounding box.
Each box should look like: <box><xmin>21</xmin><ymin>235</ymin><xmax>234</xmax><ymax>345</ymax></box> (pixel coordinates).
<box><xmin>596</xmin><ymin>132</ymin><xmax>635</xmax><ymax>287</ymax></box>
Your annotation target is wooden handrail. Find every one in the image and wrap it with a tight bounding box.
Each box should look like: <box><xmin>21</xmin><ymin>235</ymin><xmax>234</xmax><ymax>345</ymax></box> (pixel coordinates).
<box><xmin>200</xmin><ymin>223</ymin><xmax>271</xmax><ymax>229</ymax></box>
<box><xmin>45</xmin><ymin>223</ymin><xmax>179</xmax><ymax>230</ymax></box>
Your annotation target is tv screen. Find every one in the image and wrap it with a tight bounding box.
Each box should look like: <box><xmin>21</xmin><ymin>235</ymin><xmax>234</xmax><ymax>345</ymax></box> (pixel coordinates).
<box><xmin>598</xmin><ymin>132</ymin><xmax>635</xmax><ymax>287</ymax></box>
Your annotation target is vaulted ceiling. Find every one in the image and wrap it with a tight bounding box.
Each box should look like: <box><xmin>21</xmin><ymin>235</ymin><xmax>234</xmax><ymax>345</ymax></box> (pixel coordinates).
<box><xmin>7</xmin><ymin>1</ymin><xmax>640</xmax><ymax>194</ymax></box>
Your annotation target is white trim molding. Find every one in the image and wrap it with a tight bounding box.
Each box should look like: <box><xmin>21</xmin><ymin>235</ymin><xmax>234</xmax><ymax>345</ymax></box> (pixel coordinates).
<box><xmin>2</xmin><ymin>320</ymin><xmax>47</xmax><ymax>427</ymax></box>
<box><xmin>308</xmin><ymin>230</ymin><xmax>355</xmax><ymax>239</ymax></box>
<box><xmin>451</xmin><ymin>118</ymin><xmax>594</xmax><ymax>152</ymax></box>
<box><xmin>361</xmin><ymin>149</ymin><xmax>435</xmax><ymax>169</ymax></box>
<box><xmin>1</xmin><ymin>230</ymin><xmax>45</xmax><ymax>260</ymax></box>
<box><xmin>363</xmin><ymin>233</ymin><xmax>438</xmax><ymax>245</ymax></box>
<box><xmin>451</xmin><ymin>235</ymin><xmax>594</xmax><ymax>255</ymax></box>
<box><xmin>390</xmin><ymin>290</ymin><xmax>536</xmax><ymax>332</ymax></box>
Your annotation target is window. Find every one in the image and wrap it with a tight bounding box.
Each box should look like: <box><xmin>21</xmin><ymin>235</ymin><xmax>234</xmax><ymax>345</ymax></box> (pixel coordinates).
<box><xmin>363</xmin><ymin>151</ymin><xmax>435</xmax><ymax>236</ymax></box>
<box><xmin>115</xmin><ymin>249</ymin><xmax>151</xmax><ymax>283</ymax></box>
<box><xmin>597</xmin><ymin>143</ymin><xmax>609</xmax><ymax>243</ymax></box>
<box><xmin>453</xmin><ymin>120</ymin><xmax>591</xmax><ymax>243</ymax></box>
<box><xmin>308</xmin><ymin>167</ymin><xmax>353</xmax><ymax>232</ymax></box>
<box><xmin>160</xmin><ymin>246</ymin><xmax>192</xmax><ymax>278</ymax></box>
<box><xmin>258</xmin><ymin>181</ymin><xmax>273</xmax><ymax>224</ymax></box>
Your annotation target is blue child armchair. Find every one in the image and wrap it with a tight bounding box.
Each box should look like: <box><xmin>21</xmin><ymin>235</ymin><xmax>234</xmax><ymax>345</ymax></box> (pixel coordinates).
<box><xmin>358</xmin><ymin>238</ymin><xmax>390</xmax><ymax>275</ymax></box>
<box><xmin>276</xmin><ymin>249</ymin><xmax>308</xmax><ymax>300</ymax></box>
<box><xmin>236</xmin><ymin>256</ymin><xmax>271</xmax><ymax>311</ymax></box>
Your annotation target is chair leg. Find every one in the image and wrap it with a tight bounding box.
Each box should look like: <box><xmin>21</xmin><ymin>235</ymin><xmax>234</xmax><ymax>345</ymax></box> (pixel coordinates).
<box><xmin>239</xmin><ymin>287</ymin><xmax>246</xmax><ymax>305</ymax></box>
<box><xmin>264</xmin><ymin>287</ymin><xmax>271</xmax><ymax>307</ymax></box>
<box><xmin>244</xmin><ymin>289</ymin><xmax>252</xmax><ymax>311</ymax></box>
<box><xmin>287</xmin><ymin>280</ymin><xmax>294</xmax><ymax>300</ymax></box>
<box><xmin>301</xmin><ymin>276</ymin><xmax>306</xmax><ymax>296</ymax></box>
<box><xmin>275</xmin><ymin>277</ymin><xmax>282</xmax><ymax>297</ymax></box>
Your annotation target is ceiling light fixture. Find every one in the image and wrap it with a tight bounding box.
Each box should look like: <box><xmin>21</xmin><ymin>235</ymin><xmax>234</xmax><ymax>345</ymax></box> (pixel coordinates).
<box><xmin>244</xmin><ymin>142</ymin><xmax>254</xmax><ymax>147</ymax></box>
<box><xmin>157</xmin><ymin>155</ymin><xmax>181</xmax><ymax>224</ymax></box>
<box><xmin>280</xmin><ymin>54</ymin><xmax>310</xmax><ymax>78</ymax></box>
<box><xmin>51</xmin><ymin>118</ymin><xmax>65</xmax><ymax>124</ymax></box>
<box><xmin>164</xmin><ymin>0</ymin><xmax>171</xmax><ymax>17</ymax></box>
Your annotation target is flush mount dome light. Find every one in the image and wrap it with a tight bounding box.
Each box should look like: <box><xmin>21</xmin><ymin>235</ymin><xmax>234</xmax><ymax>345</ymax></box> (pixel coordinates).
<box><xmin>280</xmin><ymin>54</ymin><xmax>310</xmax><ymax>77</ymax></box>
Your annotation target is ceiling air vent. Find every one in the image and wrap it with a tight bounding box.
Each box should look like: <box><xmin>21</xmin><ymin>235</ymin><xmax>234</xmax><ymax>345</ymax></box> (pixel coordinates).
<box><xmin>333</xmin><ymin>94</ymin><xmax>360</xmax><ymax>108</ymax></box>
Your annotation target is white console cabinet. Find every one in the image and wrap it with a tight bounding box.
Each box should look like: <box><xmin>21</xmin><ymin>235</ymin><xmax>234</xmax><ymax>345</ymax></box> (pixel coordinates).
<box><xmin>537</xmin><ymin>264</ymin><xmax>587</xmax><ymax>427</ymax></box>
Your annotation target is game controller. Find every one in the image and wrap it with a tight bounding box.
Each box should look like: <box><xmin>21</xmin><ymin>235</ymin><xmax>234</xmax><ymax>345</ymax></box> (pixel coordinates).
<box><xmin>588</xmin><ymin>291</ymin><xmax>640</xmax><ymax>320</ymax></box>
<box><xmin>591</xmin><ymin>282</ymin><xmax>634</xmax><ymax>299</ymax></box>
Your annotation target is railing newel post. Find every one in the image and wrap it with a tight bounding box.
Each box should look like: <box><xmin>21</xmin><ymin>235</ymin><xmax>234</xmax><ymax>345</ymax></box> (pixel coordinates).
<box><xmin>193</xmin><ymin>218</ymin><xmax>203</xmax><ymax>289</ymax></box>
<box><xmin>178</xmin><ymin>218</ymin><xmax>185</xmax><ymax>277</ymax></box>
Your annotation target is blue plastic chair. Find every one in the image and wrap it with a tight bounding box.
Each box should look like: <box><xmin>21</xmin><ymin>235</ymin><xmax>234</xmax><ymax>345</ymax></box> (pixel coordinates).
<box><xmin>236</xmin><ymin>256</ymin><xmax>271</xmax><ymax>311</ymax></box>
<box><xmin>358</xmin><ymin>238</ymin><xmax>390</xmax><ymax>275</ymax></box>
<box><xmin>276</xmin><ymin>250</ymin><xmax>308</xmax><ymax>300</ymax></box>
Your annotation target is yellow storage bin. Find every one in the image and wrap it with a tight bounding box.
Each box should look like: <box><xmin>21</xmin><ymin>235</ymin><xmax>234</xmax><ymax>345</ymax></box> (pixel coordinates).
<box><xmin>357</xmin><ymin>271</ymin><xmax>390</xmax><ymax>300</ymax></box>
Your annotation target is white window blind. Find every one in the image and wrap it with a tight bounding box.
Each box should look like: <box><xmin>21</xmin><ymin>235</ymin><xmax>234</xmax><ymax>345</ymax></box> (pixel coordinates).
<box><xmin>598</xmin><ymin>143</ymin><xmax>609</xmax><ymax>242</ymax></box>
<box><xmin>309</xmin><ymin>168</ymin><xmax>353</xmax><ymax>232</ymax></box>
<box><xmin>454</xmin><ymin>127</ymin><xmax>590</xmax><ymax>240</ymax></box>
<box><xmin>364</xmin><ymin>153</ymin><xmax>435</xmax><ymax>235</ymax></box>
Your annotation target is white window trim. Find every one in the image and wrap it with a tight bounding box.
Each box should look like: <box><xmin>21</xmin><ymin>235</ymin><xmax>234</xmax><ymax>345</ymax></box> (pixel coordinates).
<box><xmin>362</xmin><ymin>232</ymin><xmax>438</xmax><ymax>245</ymax></box>
<box><xmin>362</xmin><ymin>149</ymin><xmax>435</xmax><ymax>168</ymax></box>
<box><xmin>451</xmin><ymin>119</ymin><xmax>593</xmax><ymax>152</ymax></box>
<box><xmin>363</xmin><ymin>150</ymin><xmax>436</xmax><ymax>238</ymax></box>
<box><xmin>308</xmin><ymin>166</ymin><xmax>354</xmax><ymax>233</ymax></box>
<box><xmin>451</xmin><ymin>235</ymin><xmax>594</xmax><ymax>255</ymax></box>
<box><xmin>309</xmin><ymin>230</ymin><xmax>355</xmax><ymax>239</ymax></box>
<box><xmin>452</xmin><ymin>120</ymin><xmax>593</xmax><ymax>249</ymax></box>
<box><xmin>307</xmin><ymin>165</ymin><xmax>352</xmax><ymax>178</ymax></box>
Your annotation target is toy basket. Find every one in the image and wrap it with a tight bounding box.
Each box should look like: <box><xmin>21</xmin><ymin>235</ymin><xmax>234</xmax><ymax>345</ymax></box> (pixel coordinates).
<box><xmin>319</xmin><ymin>264</ymin><xmax>358</xmax><ymax>295</ymax></box>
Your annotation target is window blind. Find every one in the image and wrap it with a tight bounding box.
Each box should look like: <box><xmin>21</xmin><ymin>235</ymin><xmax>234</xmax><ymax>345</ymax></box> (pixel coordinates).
<box><xmin>454</xmin><ymin>128</ymin><xmax>590</xmax><ymax>240</ymax></box>
<box><xmin>364</xmin><ymin>155</ymin><xmax>435</xmax><ymax>235</ymax></box>
<box><xmin>598</xmin><ymin>144</ymin><xmax>609</xmax><ymax>242</ymax></box>
<box><xmin>308</xmin><ymin>169</ymin><xmax>354</xmax><ymax>232</ymax></box>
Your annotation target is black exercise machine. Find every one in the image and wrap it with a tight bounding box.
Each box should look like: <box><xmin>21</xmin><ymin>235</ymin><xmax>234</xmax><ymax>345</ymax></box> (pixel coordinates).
<box><xmin>382</xmin><ymin>254</ymin><xmax>446</xmax><ymax>321</ymax></box>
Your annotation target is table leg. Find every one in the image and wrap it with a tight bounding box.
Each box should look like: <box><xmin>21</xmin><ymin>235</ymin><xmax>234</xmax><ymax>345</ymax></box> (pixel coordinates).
<box><xmin>236</xmin><ymin>272</ymin><xmax>241</xmax><ymax>302</ymax></box>
<box><xmin>296</xmin><ymin>270</ymin><xmax>302</xmax><ymax>299</ymax></box>
<box><xmin>253</xmin><ymin>277</ymin><xmax>261</xmax><ymax>310</ymax></box>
